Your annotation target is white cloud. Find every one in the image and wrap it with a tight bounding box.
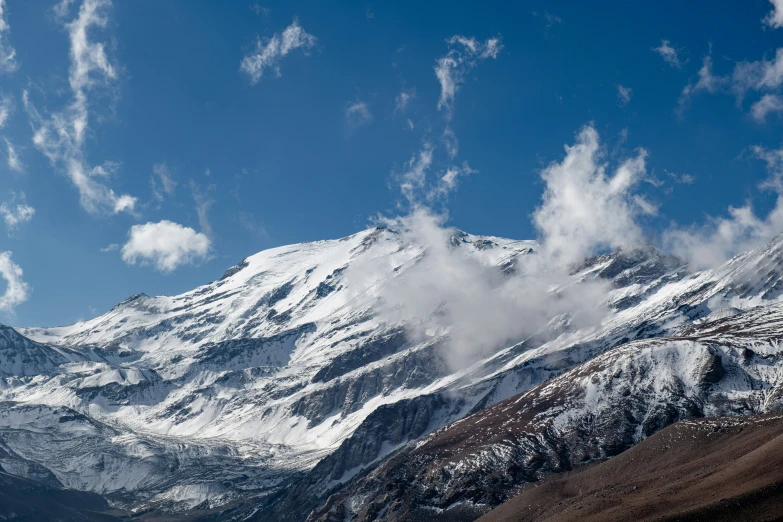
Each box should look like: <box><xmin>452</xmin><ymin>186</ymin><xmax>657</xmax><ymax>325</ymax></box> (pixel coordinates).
<box><xmin>394</xmin><ymin>88</ymin><xmax>415</xmax><ymax>113</ymax></box>
<box><xmin>0</xmin><ymin>251</ymin><xmax>28</xmax><ymax>312</ymax></box>
<box><xmin>4</xmin><ymin>138</ymin><xmax>21</xmax><ymax>172</ymax></box>
<box><xmin>752</xmin><ymin>143</ymin><xmax>783</xmax><ymax>191</ymax></box>
<box><xmin>666</xmin><ymin>170</ymin><xmax>696</xmax><ymax>185</ymax></box>
<box><xmin>151</xmin><ymin>162</ymin><xmax>177</xmax><ymax>201</ymax></box>
<box><xmin>751</xmin><ymin>93</ymin><xmax>783</xmax><ymax>122</ymax></box>
<box><xmin>349</xmin><ymin>125</ymin><xmax>668</xmax><ymax>370</ymax></box>
<box><xmin>617</xmin><ymin>84</ymin><xmax>632</xmax><ymax>106</ymax></box>
<box><xmin>347</xmin><ymin>209</ymin><xmax>610</xmax><ymax>370</ymax></box>
<box><xmin>121</xmin><ymin>220</ymin><xmax>211</xmax><ymax>273</ymax></box>
<box><xmin>533</xmin><ymin>125</ymin><xmax>651</xmax><ymax>266</ymax></box>
<box><xmin>0</xmin><ymin>93</ymin><xmax>13</xmax><ymax>127</ymax></box>
<box><xmin>0</xmin><ymin>192</ymin><xmax>34</xmax><ymax>234</ymax></box>
<box><xmin>678</xmin><ymin>55</ymin><xmax>724</xmax><ymax>113</ymax></box>
<box><xmin>240</xmin><ymin>19</ymin><xmax>316</xmax><ymax>84</ymax></box>
<box><xmin>25</xmin><ymin>0</ymin><xmax>136</xmax><ymax>216</ymax></box>
<box><xmin>676</xmin><ymin>47</ymin><xmax>783</xmax><ymax>121</ymax></box>
<box><xmin>345</xmin><ymin>100</ymin><xmax>372</xmax><ymax>126</ymax></box>
<box><xmin>349</xmin><ymin>130</ymin><xmax>640</xmax><ymax>371</ymax></box>
<box><xmin>732</xmin><ymin>48</ymin><xmax>783</xmax><ymax>100</ymax></box>
<box><xmin>428</xmin><ymin>161</ymin><xmax>476</xmax><ymax>201</ymax></box>
<box><xmin>435</xmin><ymin>35</ymin><xmax>502</xmax><ymax>116</ymax></box>
<box><xmin>0</xmin><ymin>0</ymin><xmax>17</xmax><ymax>74</ymax></box>
<box><xmin>652</xmin><ymin>39</ymin><xmax>683</xmax><ymax>68</ymax></box>
<box><xmin>395</xmin><ymin>139</ymin><xmax>477</xmax><ymax>204</ymax></box>
<box><xmin>664</xmin><ymin>202</ymin><xmax>783</xmax><ymax>269</ymax></box>
<box><xmin>398</xmin><ymin>145</ymin><xmax>433</xmax><ymax>203</ymax></box>
<box><xmin>443</xmin><ymin>126</ymin><xmax>458</xmax><ymax>159</ymax></box>
<box><xmin>663</xmin><ymin>143</ymin><xmax>783</xmax><ymax>268</ymax></box>
<box><xmin>764</xmin><ymin>0</ymin><xmax>783</xmax><ymax>29</ymax></box>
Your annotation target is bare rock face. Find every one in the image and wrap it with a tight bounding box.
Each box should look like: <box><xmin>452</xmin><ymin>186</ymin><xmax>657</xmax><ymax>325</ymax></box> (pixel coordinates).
<box><xmin>303</xmin><ymin>305</ymin><xmax>783</xmax><ymax>522</ymax></box>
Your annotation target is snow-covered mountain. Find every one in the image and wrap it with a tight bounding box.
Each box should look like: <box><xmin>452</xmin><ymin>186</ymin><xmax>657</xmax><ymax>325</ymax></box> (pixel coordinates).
<box><xmin>2</xmin><ymin>226</ymin><xmax>783</xmax><ymax>520</ymax></box>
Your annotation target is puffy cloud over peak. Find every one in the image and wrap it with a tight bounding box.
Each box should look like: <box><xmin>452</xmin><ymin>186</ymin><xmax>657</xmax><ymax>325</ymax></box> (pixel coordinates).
<box><xmin>533</xmin><ymin>125</ymin><xmax>651</xmax><ymax>266</ymax></box>
<box><xmin>121</xmin><ymin>220</ymin><xmax>211</xmax><ymax>273</ymax></box>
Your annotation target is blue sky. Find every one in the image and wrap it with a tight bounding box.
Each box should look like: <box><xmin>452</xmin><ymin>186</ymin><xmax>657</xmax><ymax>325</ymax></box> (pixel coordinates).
<box><xmin>1</xmin><ymin>0</ymin><xmax>783</xmax><ymax>326</ymax></box>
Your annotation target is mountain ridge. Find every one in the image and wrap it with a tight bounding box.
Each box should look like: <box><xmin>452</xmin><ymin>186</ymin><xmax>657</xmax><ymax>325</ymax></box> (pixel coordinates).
<box><xmin>0</xmin><ymin>228</ymin><xmax>781</xmax><ymax>519</ymax></box>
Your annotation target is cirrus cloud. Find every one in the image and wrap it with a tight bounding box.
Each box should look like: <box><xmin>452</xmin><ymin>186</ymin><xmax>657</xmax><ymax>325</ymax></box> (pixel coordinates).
<box><xmin>25</xmin><ymin>0</ymin><xmax>137</xmax><ymax>216</ymax></box>
<box><xmin>435</xmin><ymin>35</ymin><xmax>502</xmax><ymax>116</ymax></box>
<box><xmin>240</xmin><ymin>18</ymin><xmax>316</xmax><ymax>84</ymax></box>
<box><xmin>0</xmin><ymin>0</ymin><xmax>18</xmax><ymax>74</ymax></box>
<box><xmin>0</xmin><ymin>192</ymin><xmax>34</xmax><ymax>234</ymax></box>
<box><xmin>652</xmin><ymin>39</ymin><xmax>684</xmax><ymax>68</ymax></box>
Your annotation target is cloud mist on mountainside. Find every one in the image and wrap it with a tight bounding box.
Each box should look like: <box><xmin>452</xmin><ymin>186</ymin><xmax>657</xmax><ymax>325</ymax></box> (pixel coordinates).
<box><xmin>341</xmin><ymin>23</ymin><xmax>783</xmax><ymax>371</ymax></box>
<box><xmin>348</xmin><ymin>117</ymin><xmax>783</xmax><ymax>370</ymax></box>
<box><xmin>347</xmin><ymin>124</ymin><xmax>653</xmax><ymax>370</ymax></box>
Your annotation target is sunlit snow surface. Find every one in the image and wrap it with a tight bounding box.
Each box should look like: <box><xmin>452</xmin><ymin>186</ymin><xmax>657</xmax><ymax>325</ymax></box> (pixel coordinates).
<box><xmin>5</xmin><ymin>227</ymin><xmax>783</xmax><ymax>511</ymax></box>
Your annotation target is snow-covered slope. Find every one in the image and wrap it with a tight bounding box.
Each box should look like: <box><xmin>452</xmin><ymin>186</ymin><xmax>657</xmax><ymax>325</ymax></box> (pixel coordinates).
<box><xmin>3</xmin><ymin>227</ymin><xmax>783</xmax><ymax>519</ymax></box>
<box><xmin>8</xmin><ymin>227</ymin><xmax>538</xmax><ymax>510</ymax></box>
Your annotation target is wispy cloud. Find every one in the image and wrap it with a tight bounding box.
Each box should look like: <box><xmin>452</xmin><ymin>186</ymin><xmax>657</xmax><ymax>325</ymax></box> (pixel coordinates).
<box><xmin>345</xmin><ymin>99</ymin><xmax>372</xmax><ymax>127</ymax></box>
<box><xmin>0</xmin><ymin>0</ymin><xmax>18</xmax><ymax>74</ymax></box>
<box><xmin>0</xmin><ymin>93</ymin><xmax>12</xmax><ymax>127</ymax></box>
<box><xmin>394</xmin><ymin>88</ymin><xmax>415</xmax><ymax>113</ymax></box>
<box><xmin>664</xmin><ymin>143</ymin><xmax>783</xmax><ymax>268</ymax></box>
<box><xmin>652</xmin><ymin>39</ymin><xmax>684</xmax><ymax>68</ymax></box>
<box><xmin>732</xmin><ymin>48</ymin><xmax>783</xmax><ymax>99</ymax></box>
<box><xmin>240</xmin><ymin>19</ymin><xmax>316</xmax><ymax>84</ymax></box>
<box><xmin>4</xmin><ymin>137</ymin><xmax>21</xmax><ymax>172</ymax></box>
<box><xmin>764</xmin><ymin>0</ymin><xmax>783</xmax><ymax>29</ymax></box>
<box><xmin>666</xmin><ymin>170</ymin><xmax>696</xmax><ymax>185</ymax></box>
<box><xmin>395</xmin><ymin>143</ymin><xmax>477</xmax><ymax>204</ymax></box>
<box><xmin>617</xmin><ymin>84</ymin><xmax>632</xmax><ymax>106</ymax></box>
<box><xmin>0</xmin><ymin>192</ymin><xmax>34</xmax><ymax>234</ymax></box>
<box><xmin>151</xmin><ymin>162</ymin><xmax>177</xmax><ymax>201</ymax></box>
<box><xmin>121</xmin><ymin>220</ymin><xmax>211</xmax><ymax>273</ymax></box>
<box><xmin>752</xmin><ymin>143</ymin><xmax>783</xmax><ymax>191</ymax></box>
<box><xmin>25</xmin><ymin>0</ymin><xmax>136</xmax><ymax>216</ymax></box>
<box><xmin>249</xmin><ymin>2</ymin><xmax>270</xmax><ymax>18</ymax></box>
<box><xmin>0</xmin><ymin>251</ymin><xmax>27</xmax><ymax>313</ymax></box>
<box><xmin>189</xmin><ymin>180</ymin><xmax>215</xmax><ymax>238</ymax></box>
<box><xmin>751</xmin><ymin>93</ymin><xmax>783</xmax><ymax>122</ymax></box>
<box><xmin>532</xmin><ymin>10</ymin><xmax>562</xmax><ymax>28</ymax></box>
<box><xmin>435</xmin><ymin>35</ymin><xmax>502</xmax><ymax>117</ymax></box>
<box><xmin>678</xmin><ymin>47</ymin><xmax>783</xmax><ymax>120</ymax></box>
<box><xmin>238</xmin><ymin>210</ymin><xmax>266</xmax><ymax>236</ymax></box>
<box><xmin>677</xmin><ymin>54</ymin><xmax>723</xmax><ymax>114</ymax></box>
<box><xmin>398</xmin><ymin>145</ymin><xmax>433</xmax><ymax>203</ymax></box>
<box><xmin>443</xmin><ymin>126</ymin><xmax>458</xmax><ymax>159</ymax></box>
<box><xmin>429</xmin><ymin>161</ymin><xmax>476</xmax><ymax>201</ymax></box>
